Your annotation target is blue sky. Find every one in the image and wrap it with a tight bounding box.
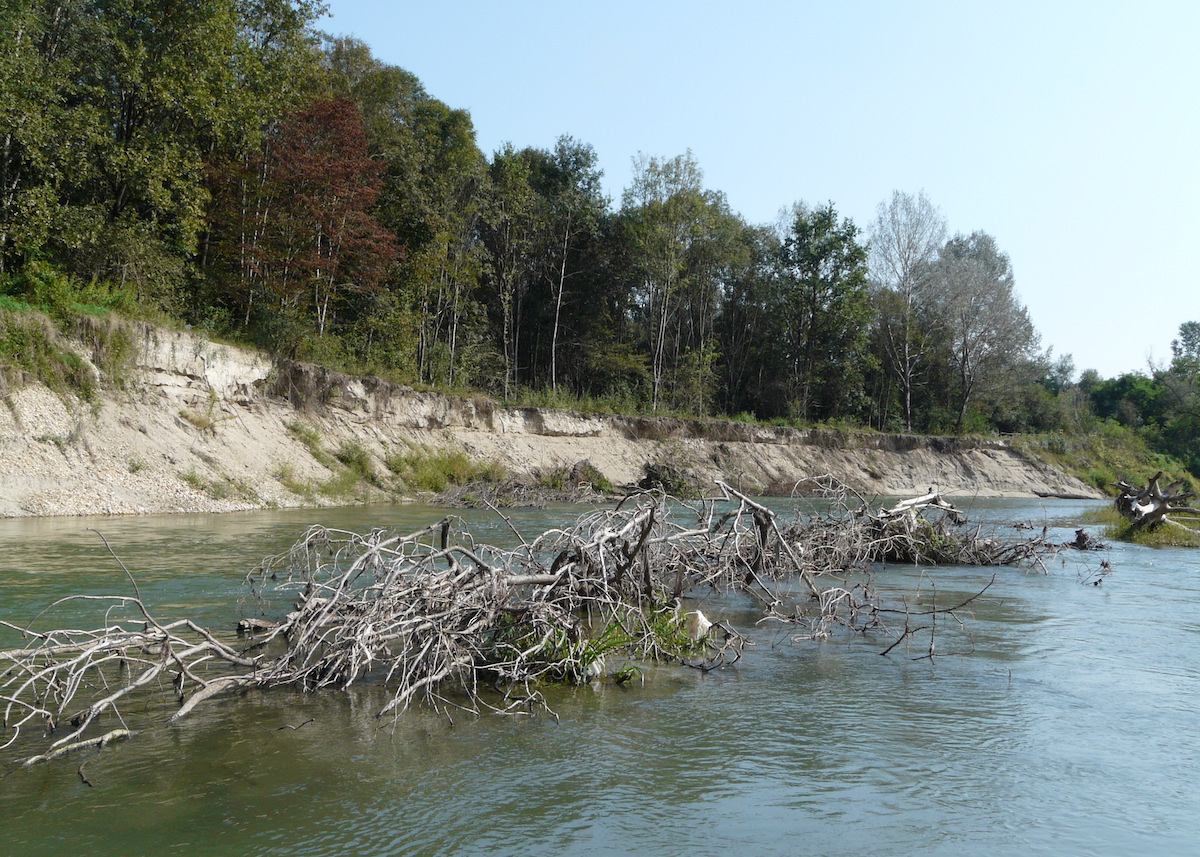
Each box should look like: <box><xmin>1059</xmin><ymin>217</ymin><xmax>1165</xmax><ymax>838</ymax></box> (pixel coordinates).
<box><xmin>325</xmin><ymin>0</ymin><xmax>1199</xmax><ymax>379</ymax></box>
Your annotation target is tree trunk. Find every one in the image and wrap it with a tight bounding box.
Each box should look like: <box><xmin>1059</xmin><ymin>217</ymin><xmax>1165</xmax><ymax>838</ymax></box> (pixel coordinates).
<box><xmin>550</xmin><ymin>213</ymin><xmax>572</xmax><ymax>392</ymax></box>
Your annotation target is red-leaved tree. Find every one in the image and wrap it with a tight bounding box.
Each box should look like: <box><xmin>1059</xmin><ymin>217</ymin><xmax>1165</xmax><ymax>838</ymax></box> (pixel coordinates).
<box><xmin>207</xmin><ymin>98</ymin><xmax>397</xmax><ymax>343</ymax></box>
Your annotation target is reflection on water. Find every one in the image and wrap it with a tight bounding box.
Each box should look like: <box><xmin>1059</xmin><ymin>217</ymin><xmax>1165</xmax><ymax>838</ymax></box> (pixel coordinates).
<box><xmin>2</xmin><ymin>498</ymin><xmax>1199</xmax><ymax>856</ymax></box>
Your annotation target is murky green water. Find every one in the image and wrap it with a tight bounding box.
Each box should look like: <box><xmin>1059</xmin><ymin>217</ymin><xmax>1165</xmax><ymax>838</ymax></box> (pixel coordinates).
<box><xmin>2</xmin><ymin>499</ymin><xmax>1198</xmax><ymax>856</ymax></box>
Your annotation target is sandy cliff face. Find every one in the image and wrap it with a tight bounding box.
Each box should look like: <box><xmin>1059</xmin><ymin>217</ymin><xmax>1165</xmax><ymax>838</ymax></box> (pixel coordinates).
<box><xmin>0</xmin><ymin>323</ymin><xmax>1100</xmax><ymax>518</ymax></box>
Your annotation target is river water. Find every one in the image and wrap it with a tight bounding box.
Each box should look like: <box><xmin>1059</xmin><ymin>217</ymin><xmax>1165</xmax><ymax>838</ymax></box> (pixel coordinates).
<box><xmin>1</xmin><ymin>498</ymin><xmax>1198</xmax><ymax>856</ymax></box>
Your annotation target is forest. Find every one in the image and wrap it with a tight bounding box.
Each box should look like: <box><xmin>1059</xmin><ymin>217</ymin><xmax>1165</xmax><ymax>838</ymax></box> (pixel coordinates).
<box><xmin>1</xmin><ymin>0</ymin><xmax>1197</xmax><ymax>477</ymax></box>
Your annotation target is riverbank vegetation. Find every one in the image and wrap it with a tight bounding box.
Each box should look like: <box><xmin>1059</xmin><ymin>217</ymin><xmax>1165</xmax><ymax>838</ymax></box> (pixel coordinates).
<box><xmin>1</xmin><ymin>484</ymin><xmax>1062</xmax><ymax>768</ymax></box>
<box><xmin>1</xmin><ymin>1</ymin><xmax>1197</xmax><ymax>489</ymax></box>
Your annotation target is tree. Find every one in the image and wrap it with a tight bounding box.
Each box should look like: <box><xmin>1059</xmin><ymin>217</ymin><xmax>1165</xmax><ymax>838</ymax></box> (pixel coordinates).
<box><xmin>532</xmin><ymin>136</ymin><xmax>606</xmax><ymax>392</ymax></box>
<box><xmin>621</xmin><ymin>151</ymin><xmax>739</xmax><ymax>412</ymax></box>
<box><xmin>321</xmin><ymin>36</ymin><xmax>438</xmax><ymax>376</ymax></box>
<box><xmin>271</xmin><ymin>98</ymin><xmax>396</xmax><ymax>339</ymax></box>
<box><xmin>557</xmin><ymin>213</ymin><xmax>647</xmax><ymax>400</ymax></box>
<box><xmin>481</xmin><ymin>144</ymin><xmax>539</xmax><ymax>397</ymax></box>
<box><xmin>930</xmin><ymin>231</ymin><xmax>1037</xmax><ymax>432</ymax></box>
<box><xmin>1088</xmin><ymin>372</ymin><xmax>1164</xmax><ymax>427</ymax></box>
<box><xmin>0</xmin><ymin>0</ymin><xmax>323</xmax><ymax>306</ymax></box>
<box><xmin>868</xmin><ymin>190</ymin><xmax>947</xmax><ymax>431</ymax></box>
<box><xmin>324</xmin><ymin>39</ymin><xmax>489</xmax><ymax>387</ymax></box>
<box><xmin>206</xmin><ymin>98</ymin><xmax>396</xmax><ymax>350</ymax></box>
<box><xmin>0</xmin><ymin>0</ymin><xmax>85</xmax><ymax>275</ymax></box>
<box><xmin>715</xmin><ymin>225</ymin><xmax>779</xmax><ymax>415</ymax></box>
<box><xmin>1156</xmin><ymin>321</ymin><xmax>1200</xmax><ymax>474</ymax></box>
<box><xmin>1170</xmin><ymin>322</ymin><xmax>1200</xmax><ymax>377</ymax></box>
<box><xmin>622</xmin><ymin>152</ymin><xmax>704</xmax><ymax>410</ymax></box>
<box><xmin>771</xmin><ymin>202</ymin><xmax>871</xmax><ymax>421</ymax></box>
<box><xmin>67</xmin><ymin>0</ymin><xmax>254</xmax><ymax>303</ymax></box>
<box><xmin>398</xmin><ymin>100</ymin><xmax>489</xmax><ymax>388</ymax></box>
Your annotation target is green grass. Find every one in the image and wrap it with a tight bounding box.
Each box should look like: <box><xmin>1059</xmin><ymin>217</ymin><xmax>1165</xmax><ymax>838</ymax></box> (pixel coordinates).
<box><xmin>2</xmin><ymin>262</ymin><xmax>139</xmax><ymax>322</ymax></box>
<box><xmin>0</xmin><ymin>269</ymin><xmax>138</xmax><ymax>400</ymax></box>
<box><xmin>178</xmin><ymin>468</ymin><xmax>260</xmax><ymax>503</ymax></box>
<box><xmin>0</xmin><ymin>295</ymin><xmax>34</xmax><ymax>313</ymax></box>
<box><xmin>1014</xmin><ymin>422</ymin><xmax>1193</xmax><ymax>494</ymax></box>
<box><xmin>35</xmin><ymin>433</ymin><xmax>71</xmax><ymax>451</ymax></box>
<box><xmin>318</xmin><ymin>468</ymin><xmax>365</xmax><ymax>500</ymax></box>
<box><xmin>71</xmin><ymin>315</ymin><xmax>136</xmax><ymax>389</ymax></box>
<box><xmin>334</xmin><ymin>440</ymin><xmax>378</xmax><ymax>483</ymax></box>
<box><xmin>533</xmin><ymin>461</ymin><xmax>614</xmax><ymax>495</ymax></box>
<box><xmin>1086</xmin><ymin>502</ymin><xmax>1200</xmax><ymax>547</ymax></box>
<box><xmin>384</xmin><ymin>442</ymin><xmax>504</xmax><ymax>493</ymax></box>
<box><xmin>272</xmin><ymin>461</ymin><xmax>362</xmax><ymax>502</ymax></box>
<box><xmin>281</xmin><ymin>425</ymin><xmax>393</xmax><ymax>499</ymax></box>
<box><xmin>286</xmin><ymin>420</ymin><xmax>337</xmax><ymax>469</ymax></box>
<box><xmin>272</xmin><ymin>463</ymin><xmax>316</xmax><ymax>499</ymax></box>
<box><xmin>178</xmin><ymin>468</ymin><xmax>206</xmax><ymax>491</ymax></box>
<box><xmin>179</xmin><ymin>388</ymin><xmax>234</xmax><ymax>433</ymax></box>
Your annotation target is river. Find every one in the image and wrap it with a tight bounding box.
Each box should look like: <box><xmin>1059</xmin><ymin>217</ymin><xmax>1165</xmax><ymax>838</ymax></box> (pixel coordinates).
<box><xmin>1</xmin><ymin>498</ymin><xmax>1198</xmax><ymax>856</ymax></box>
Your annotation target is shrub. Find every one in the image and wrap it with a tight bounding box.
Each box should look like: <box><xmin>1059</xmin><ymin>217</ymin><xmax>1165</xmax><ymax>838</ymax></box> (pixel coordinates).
<box><xmin>0</xmin><ymin>311</ymin><xmax>97</xmax><ymax>400</ymax></box>
<box><xmin>385</xmin><ymin>442</ymin><xmax>502</xmax><ymax>493</ymax></box>
<box><xmin>335</xmin><ymin>440</ymin><xmax>383</xmax><ymax>487</ymax></box>
<box><xmin>286</xmin><ymin>420</ymin><xmax>336</xmax><ymax>468</ymax></box>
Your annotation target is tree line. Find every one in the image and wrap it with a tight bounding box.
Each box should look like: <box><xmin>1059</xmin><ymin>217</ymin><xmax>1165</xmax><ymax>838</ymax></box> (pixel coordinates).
<box><xmin>1</xmin><ymin>1</ymin><xmax>1196</xmax><ymax>472</ymax></box>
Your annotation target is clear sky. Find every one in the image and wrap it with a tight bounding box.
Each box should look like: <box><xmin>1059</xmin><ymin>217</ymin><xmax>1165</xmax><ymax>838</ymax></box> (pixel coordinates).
<box><xmin>325</xmin><ymin>0</ymin><xmax>1198</xmax><ymax>380</ymax></box>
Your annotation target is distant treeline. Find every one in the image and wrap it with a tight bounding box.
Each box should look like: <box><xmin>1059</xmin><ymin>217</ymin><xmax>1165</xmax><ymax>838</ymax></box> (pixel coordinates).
<box><xmin>1</xmin><ymin>1</ymin><xmax>1197</xmax><ymax>473</ymax></box>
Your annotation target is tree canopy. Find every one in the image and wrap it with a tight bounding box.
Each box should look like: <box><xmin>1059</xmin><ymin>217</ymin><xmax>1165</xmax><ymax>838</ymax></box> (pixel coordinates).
<box><xmin>3</xmin><ymin>4</ymin><xmax>1191</xmax><ymax>473</ymax></box>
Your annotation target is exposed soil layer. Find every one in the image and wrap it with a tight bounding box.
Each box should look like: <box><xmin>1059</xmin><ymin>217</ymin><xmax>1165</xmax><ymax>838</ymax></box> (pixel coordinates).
<box><xmin>0</xmin><ymin>324</ymin><xmax>1100</xmax><ymax>518</ymax></box>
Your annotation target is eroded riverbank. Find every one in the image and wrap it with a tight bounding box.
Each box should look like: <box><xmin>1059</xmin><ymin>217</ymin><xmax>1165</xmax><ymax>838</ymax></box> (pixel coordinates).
<box><xmin>0</xmin><ymin>322</ymin><xmax>1100</xmax><ymax>517</ymax></box>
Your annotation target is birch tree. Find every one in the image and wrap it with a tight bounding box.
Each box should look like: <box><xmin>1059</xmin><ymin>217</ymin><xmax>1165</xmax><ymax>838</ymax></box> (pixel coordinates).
<box><xmin>530</xmin><ymin>137</ymin><xmax>605</xmax><ymax>392</ymax></box>
<box><xmin>482</xmin><ymin>145</ymin><xmax>539</xmax><ymax>397</ymax></box>
<box><xmin>621</xmin><ymin>151</ymin><xmax>736</xmax><ymax>412</ymax></box>
<box><xmin>868</xmin><ymin>190</ymin><xmax>947</xmax><ymax>431</ymax></box>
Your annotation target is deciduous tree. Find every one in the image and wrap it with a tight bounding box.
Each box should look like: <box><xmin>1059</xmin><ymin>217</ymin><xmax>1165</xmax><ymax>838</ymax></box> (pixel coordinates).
<box><xmin>930</xmin><ymin>231</ymin><xmax>1037</xmax><ymax>432</ymax></box>
<box><xmin>868</xmin><ymin>190</ymin><xmax>947</xmax><ymax>431</ymax></box>
<box><xmin>481</xmin><ymin>144</ymin><xmax>539</xmax><ymax>397</ymax></box>
<box><xmin>772</xmin><ymin>201</ymin><xmax>871</xmax><ymax>421</ymax></box>
<box><xmin>533</xmin><ymin>136</ymin><xmax>606</xmax><ymax>392</ymax></box>
<box><xmin>207</xmin><ymin>98</ymin><xmax>396</xmax><ymax>350</ymax></box>
<box><xmin>621</xmin><ymin>151</ymin><xmax>740</xmax><ymax>412</ymax></box>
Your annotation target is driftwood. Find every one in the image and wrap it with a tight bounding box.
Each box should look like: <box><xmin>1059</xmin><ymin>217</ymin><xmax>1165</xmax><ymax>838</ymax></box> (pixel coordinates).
<box><xmin>1113</xmin><ymin>472</ymin><xmax>1200</xmax><ymax>534</ymax></box>
<box><xmin>2</xmin><ymin>481</ymin><xmax>1057</xmax><ymax>768</ymax></box>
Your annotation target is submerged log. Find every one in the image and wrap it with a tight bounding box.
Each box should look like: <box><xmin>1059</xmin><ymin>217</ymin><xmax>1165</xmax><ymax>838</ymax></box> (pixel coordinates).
<box><xmin>236</xmin><ymin>617</ymin><xmax>278</xmax><ymax>635</ymax></box>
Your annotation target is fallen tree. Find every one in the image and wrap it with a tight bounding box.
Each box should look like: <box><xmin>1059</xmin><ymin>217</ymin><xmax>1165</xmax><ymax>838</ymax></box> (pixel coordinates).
<box><xmin>2</xmin><ymin>481</ymin><xmax>1057</xmax><ymax>769</ymax></box>
<box><xmin>1113</xmin><ymin>472</ymin><xmax>1200</xmax><ymax>535</ymax></box>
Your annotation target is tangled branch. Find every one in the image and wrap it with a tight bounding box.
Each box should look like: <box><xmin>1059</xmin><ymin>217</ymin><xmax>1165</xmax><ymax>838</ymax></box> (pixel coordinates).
<box><xmin>2</xmin><ymin>480</ymin><xmax>1058</xmax><ymax>768</ymax></box>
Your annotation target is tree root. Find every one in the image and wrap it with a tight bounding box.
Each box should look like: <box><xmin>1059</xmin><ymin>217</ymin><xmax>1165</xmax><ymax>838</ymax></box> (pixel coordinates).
<box><xmin>1114</xmin><ymin>472</ymin><xmax>1200</xmax><ymax>532</ymax></box>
